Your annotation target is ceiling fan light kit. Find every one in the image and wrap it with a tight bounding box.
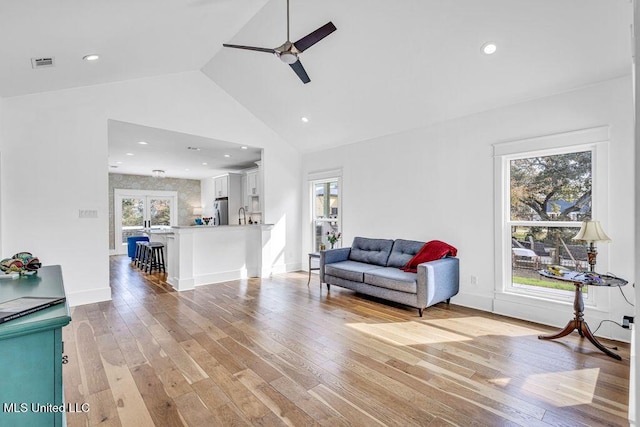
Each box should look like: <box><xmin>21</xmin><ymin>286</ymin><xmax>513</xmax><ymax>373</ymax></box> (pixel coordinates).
<box><xmin>222</xmin><ymin>0</ymin><xmax>336</xmax><ymax>84</ymax></box>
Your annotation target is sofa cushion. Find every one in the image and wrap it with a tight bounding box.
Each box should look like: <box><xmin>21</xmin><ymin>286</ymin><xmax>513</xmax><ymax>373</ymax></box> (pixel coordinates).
<box><xmin>348</xmin><ymin>237</ymin><xmax>394</xmax><ymax>267</ymax></box>
<box><xmin>364</xmin><ymin>267</ymin><xmax>418</xmax><ymax>294</ymax></box>
<box><xmin>387</xmin><ymin>239</ymin><xmax>425</xmax><ymax>268</ymax></box>
<box><xmin>325</xmin><ymin>260</ymin><xmax>380</xmax><ymax>283</ymax></box>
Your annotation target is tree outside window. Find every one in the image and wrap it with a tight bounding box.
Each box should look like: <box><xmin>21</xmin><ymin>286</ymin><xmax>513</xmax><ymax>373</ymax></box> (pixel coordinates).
<box><xmin>509</xmin><ymin>150</ymin><xmax>592</xmax><ymax>295</ymax></box>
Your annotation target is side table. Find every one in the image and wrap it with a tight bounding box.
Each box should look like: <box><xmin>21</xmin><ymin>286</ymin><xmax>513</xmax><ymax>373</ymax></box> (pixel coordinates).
<box><xmin>538</xmin><ymin>269</ymin><xmax>628</xmax><ymax>360</ymax></box>
<box><xmin>307</xmin><ymin>252</ymin><xmax>320</xmax><ymax>287</ymax></box>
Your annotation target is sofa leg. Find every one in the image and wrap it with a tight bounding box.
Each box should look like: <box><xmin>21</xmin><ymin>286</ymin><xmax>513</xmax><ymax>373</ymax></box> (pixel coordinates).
<box><xmin>418</xmin><ymin>308</ymin><xmax>423</xmax><ymax>317</ymax></box>
<box><xmin>326</xmin><ymin>283</ymin><xmax>331</xmax><ymax>291</ymax></box>
<box><xmin>445</xmin><ymin>298</ymin><xmax>451</xmax><ymax>304</ymax></box>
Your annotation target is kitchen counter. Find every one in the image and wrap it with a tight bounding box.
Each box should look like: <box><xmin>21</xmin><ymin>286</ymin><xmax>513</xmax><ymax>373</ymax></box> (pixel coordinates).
<box><xmin>163</xmin><ymin>224</ymin><xmax>273</xmax><ymax>291</ymax></box>
<box><xmin>171</xmin><ymin>224</ymin><xmax>269</xmax><ymax>230</ymax></box>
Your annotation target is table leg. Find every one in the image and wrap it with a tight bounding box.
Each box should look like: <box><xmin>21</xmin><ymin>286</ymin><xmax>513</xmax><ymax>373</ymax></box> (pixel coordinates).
<box><xmin>538</xmin><ymin>319</ymin><xmax>578</xmax><ymax>340</ymax></box>
<box><xmin>579</xmin><ymin>319</ymin><xmax>622</xmax><ymax>360</ymax></box>
<box><xmin>538</xmin><ymin>281</ymin><xmax>621</xmax><ymax>360</ymax></box>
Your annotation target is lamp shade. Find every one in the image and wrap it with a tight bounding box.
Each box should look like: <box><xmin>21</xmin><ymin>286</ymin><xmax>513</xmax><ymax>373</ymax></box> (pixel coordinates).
<box><xmin>192</xmin><ymin>207</ymin><xmax>203</xmax><ymax>216</ymax></box>
<box><xmin>572</xmin><ymin>220</ymin><xmax>611</xmax><ymax>243</ymax></box>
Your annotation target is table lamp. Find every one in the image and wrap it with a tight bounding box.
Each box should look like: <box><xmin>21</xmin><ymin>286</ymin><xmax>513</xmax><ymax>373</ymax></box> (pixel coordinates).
<box><xmin>572</xmin><ymin>220</ymin><xmax>611</xmax><ymax>272</ymax></box>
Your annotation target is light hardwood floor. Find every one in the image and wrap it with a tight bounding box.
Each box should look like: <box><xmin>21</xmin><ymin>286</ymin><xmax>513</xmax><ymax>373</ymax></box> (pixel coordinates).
<box><xmin>62</xmin><ymin>256</ymin><xmax>630</xmax><ymax>426</ymax></box>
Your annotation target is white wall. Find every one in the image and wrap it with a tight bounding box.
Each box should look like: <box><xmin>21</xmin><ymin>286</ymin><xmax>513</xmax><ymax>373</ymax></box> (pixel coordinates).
<box><xmin>302</xmin><ymin>76</ymin><xmax>634</xmax><ymax>342</ymax></box>
<box><xmin>631</xmin><ymin>1</ymin><xmax>639</xmax><ymax>424</ymax></box>
<box><xmin>0</xmin><ymin>71</ymin><xmax>302</xmax><ymax>306</ymax></box>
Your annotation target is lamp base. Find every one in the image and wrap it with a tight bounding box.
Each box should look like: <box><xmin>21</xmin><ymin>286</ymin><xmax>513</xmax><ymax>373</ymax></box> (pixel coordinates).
<box><xmin>587</xmin><ymin>243</ymin><xmax>597</xmax><ymax>272</ymax></box>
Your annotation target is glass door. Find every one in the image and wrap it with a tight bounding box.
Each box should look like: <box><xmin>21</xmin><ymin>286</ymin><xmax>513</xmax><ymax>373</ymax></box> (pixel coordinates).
<box><xmin>311</xmin><ymin>178</ymin><xmax>341</xmax><ymax>252</ymax></box>
<box><xmin>114</xmin><ymin>190</ymin><xmax>177</xmax><ymax>255</ymax></box>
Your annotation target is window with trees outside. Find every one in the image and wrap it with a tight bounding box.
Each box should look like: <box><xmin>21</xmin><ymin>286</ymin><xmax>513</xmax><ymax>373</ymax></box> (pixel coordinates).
<box><xmin>507</xmin><ymin>149</ymin><xmax>593</xmax><ymax>299</ymax></box>
<box><xmin>311</xmin><ymin>178</ymin><xmax>341</xmax><ymax>252</ymax></box>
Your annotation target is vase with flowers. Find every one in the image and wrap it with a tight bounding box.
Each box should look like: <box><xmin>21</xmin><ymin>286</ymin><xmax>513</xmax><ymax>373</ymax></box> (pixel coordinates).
<box><xmin>326</xmin><ymin>230</ymin><xmax>342</xmax><ymax>249</ymax></box>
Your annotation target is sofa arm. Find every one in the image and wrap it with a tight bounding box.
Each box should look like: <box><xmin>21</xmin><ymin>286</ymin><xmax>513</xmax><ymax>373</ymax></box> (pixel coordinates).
<box><xmin>320</xmin><ymin>247</ymin><xmax>351</xmax><ymax>283</ymax></box>
<box><xmin>416</xmin><ymin>257</ymin><xmax>460</xmax><ymax>307</ymax></box>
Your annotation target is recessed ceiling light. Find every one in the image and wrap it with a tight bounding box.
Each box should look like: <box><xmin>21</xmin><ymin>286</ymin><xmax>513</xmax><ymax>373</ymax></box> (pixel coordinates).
<box><xmin>116</xmin><ymin>161</ymin><xmax>123</xmax><ymax>164</ymax></box>
<box><xmin>481</xmin><ymin>42</ymin><xmax>497</xmax><ymax>55</ymax></box>
<box><xmin>224</xmin><ymin>154</ymin><xmax>231</xmax><ymax>158</ymax></box>
<box><xmin>137</xmin><ymin>141</ymin><xmax>148</xmax><ymax>145</ymax></box>
<box><xmin>83</xmin><ymin>54</ymin><xmax>100</xmax><ymax>61</ymax></box>
<box><xmin>301</xmin><ymin>117</ymin><xmax>309</xmax><ymax>123</ymax></box>
<box><xmin>126</xmin><ymin>152</ymin><xmax>134</xmax><ymax>156</ymax></box>
<box><xmin>202</xmin><ymin>162</ymin><xmax>208</xmax><ymax>166</ymax></box>
<box><xmin>241</xmin><ymin>146</ymin><xmax>248</xmax><ymax>150</ymax></box>
<box><xmin>185</xmin><ymin>168</ymin><xmax>190</xmax><ymax>171</ymax></box>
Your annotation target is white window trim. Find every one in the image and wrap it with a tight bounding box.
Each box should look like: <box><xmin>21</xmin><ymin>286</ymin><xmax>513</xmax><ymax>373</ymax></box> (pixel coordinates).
<box><xmin>309</xmin><ymin>174</ymin><xmax>342</xmax><ymax>252</ymax></box>
<box><xmin>493</xmin><ymin>127</ymin><xmax>611</xmax><ymax>320</ymax></box>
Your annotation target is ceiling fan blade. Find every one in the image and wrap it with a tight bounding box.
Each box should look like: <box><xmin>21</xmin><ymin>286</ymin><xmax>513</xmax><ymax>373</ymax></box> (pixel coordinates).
<box><xmin>290</xmin><ymin>59</ymin><xmax>310</xmax><ymax>84</ymax></box>
<box><xmin>293</xmin><ymin>22</ymin><xmax>336</xmax><ymax>52</ymax></box>
<box><xmin>222</xmin><ymin>44</ymin><xmax>276</xmax><ymax>54</ymax></box>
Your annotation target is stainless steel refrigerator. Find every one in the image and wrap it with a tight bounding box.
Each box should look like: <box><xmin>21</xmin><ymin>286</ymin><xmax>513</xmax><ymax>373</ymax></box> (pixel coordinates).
<box><xmin>214</xmin><ymin>198</ymin><xmax>229</xmax><ymax>225</ymax></box>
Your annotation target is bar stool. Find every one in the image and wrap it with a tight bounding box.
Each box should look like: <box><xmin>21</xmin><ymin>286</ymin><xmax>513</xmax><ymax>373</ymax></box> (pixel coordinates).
<box><xmin>145</xmin><ymin>242</ymin><xmax>166</xmax><ymax>274</ymax></box>
<box><xmin>135</xmin><ymin>241</ymin><xmax>149</xmax><ymax>269</ymax></box>
<box><xmin>128</xmin><ymin>236</ymin><xmax>149</xmax><ymax>261</ymax></box>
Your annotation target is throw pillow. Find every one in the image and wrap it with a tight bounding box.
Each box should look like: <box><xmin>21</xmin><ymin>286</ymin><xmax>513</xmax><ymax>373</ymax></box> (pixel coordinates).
<box><xmin>402</xmin><ymin>240</ymin><xmax>457</xmax><ymax>273</ymax></box>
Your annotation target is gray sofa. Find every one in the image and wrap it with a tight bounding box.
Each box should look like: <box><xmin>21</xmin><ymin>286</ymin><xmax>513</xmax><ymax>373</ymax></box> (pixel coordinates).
<box><xmin>320</xmin><ymin>237</ymin><xmax>459</xmax><ymax>316</ymax></box>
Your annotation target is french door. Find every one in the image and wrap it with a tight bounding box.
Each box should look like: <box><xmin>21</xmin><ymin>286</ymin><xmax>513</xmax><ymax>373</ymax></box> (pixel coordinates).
<box><xmin>114</xmin><ymin>189</ymin><xmax>177</xmax><ymax>254</ymax></box>
<box><xmin>311</xmin><ymin>178</ymin><xmax>341</xmax><ymax>252</ymax></box>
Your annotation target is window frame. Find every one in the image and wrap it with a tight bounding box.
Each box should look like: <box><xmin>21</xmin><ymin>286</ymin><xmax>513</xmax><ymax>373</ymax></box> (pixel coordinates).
<box><xmin>494</xmin><ymin>127</ymin><xmax>609</xmax><ymax>308</ymax></box>
<box><xmin>310</xmin><ymin>175</ymin><xmax>342</xmax><ymax>252</ymax></box>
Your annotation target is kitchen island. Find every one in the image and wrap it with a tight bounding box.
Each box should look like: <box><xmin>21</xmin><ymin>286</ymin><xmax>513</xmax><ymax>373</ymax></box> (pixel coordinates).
<box><xmin>154</xmin><ymin>224</ymin><xmax>273</xmax><ymax>291</ymax></box>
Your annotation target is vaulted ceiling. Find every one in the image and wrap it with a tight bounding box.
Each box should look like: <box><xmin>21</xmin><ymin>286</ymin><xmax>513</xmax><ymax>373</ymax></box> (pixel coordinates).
<box><xmin>0</xmin><ymin>0</ymin><xmax>633</xmax><ymax>158</ymax></box>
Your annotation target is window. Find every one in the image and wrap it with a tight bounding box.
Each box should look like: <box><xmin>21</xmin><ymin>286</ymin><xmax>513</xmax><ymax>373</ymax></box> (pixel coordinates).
<box><xmin>509</xmin><ymin>151</ymin><xmax>592</xmax><ymax>297</ymax></box>
<box><xmin>495</xmin><ymin>127</ymin><xmax>609</xmax><ymax>303</ymax></box>
<box><xmin>311</xmin><ymin>178</ymin><xmax>341</xmax><ymax>252</ymax></box>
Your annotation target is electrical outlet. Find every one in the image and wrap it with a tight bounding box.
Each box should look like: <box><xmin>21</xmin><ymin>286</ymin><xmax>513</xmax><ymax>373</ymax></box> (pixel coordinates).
<box><xmin>623</xmin><ymin>315</ymin><xmax>634</xmax><ymax>329</ymax></box>
<box><xmin>470</xmin><ymin>275</ymin><xmax>478</xmax><ymax>285</ymax></box>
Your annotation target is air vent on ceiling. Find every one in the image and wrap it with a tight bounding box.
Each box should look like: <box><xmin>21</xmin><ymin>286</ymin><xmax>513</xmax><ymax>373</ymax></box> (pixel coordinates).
<box><xmin>31</xmin><ymin>57</ymin><xmax>55</xmax><ymax>69</ymax></box>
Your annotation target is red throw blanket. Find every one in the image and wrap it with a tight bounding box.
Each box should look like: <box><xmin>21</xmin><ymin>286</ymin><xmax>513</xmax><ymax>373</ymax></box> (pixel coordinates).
<box><xmin>402</xmin><ymin>240</ymin><xmax>458</xmax><ymax>273</ymax></box>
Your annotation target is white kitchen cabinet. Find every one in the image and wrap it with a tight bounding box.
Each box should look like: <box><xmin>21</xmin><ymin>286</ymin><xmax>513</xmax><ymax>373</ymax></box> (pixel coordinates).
<box><xmin>244</xmin><ymin>168</ymin><xmax>261</xmax><ymax>215</ymax></box>
<box><xmin>214</xmin><ymin>175</ymin><xmax>229</xmax><ymax>198</ymax></box>
<box><xmin>246</xmin><ymin>170</ymin><xmax>259</xmax><ymax>197</ymax></box>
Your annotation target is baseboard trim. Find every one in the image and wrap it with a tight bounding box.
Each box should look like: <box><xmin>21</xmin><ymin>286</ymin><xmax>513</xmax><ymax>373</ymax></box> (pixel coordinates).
<box><xmin>168</xmin><ymin>265</ymin><xmax>299</xmax><ymax>292</ymax></box>
<box><xmin>67</xmin><ymin>287</ymin><xmax>112</xmax><ymax>307</ymax></box>
<box><xmin>270</xmin><ymin>262</ymin><xmax>302</xmax><ymax>275</ymax></box>
<box><xmin>494</xmin><ymin>296</ymin><xmax>631</xmax><ymax>343</ymax></box>
<box><xmin>452</xmin><ymin>293</ymin><xmax>494</xmax><ymax>312</ymax></box>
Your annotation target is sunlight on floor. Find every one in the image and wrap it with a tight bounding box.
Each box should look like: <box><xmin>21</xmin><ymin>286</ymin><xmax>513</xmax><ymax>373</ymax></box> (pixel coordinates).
<box><xmin>347</xmin><ymin>316</ymin><xmax>542</xmax><ymax>346</ymax></box>
<box><xmin>519</xmin><ymin>368</ymin><xmax>600</xmax><ymax>407</ymax></box>
<box><xmin>421</xmin><ymin>316</ymin><xmax>542</xmax><ymax>338</ymax></box>
<box><xmin>346</xmin><ymin>321</ymin><xmax>471</xmax><ymax>345</ymax></box>
<box><xmin>489</xmin><ymin>368</ymin><xmax>602</xmax><ymax>407</ymax></box>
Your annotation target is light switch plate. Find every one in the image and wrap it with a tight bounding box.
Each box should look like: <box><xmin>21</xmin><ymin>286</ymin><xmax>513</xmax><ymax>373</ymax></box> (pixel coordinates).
<box><xmin>78</xmin><ymin>209</ymin><xmax>98</xmax><ymax>219</ymax></box>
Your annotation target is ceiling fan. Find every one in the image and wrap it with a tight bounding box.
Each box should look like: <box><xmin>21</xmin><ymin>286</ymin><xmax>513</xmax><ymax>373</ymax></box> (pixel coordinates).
<box><xmin>222</xmin><ymin>0</ymin><xmax>336</xmax><ymax>84</ymax></box>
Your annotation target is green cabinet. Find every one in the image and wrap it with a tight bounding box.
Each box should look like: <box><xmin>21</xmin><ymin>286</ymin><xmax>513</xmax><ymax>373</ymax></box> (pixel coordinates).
<box><xmin>0</xmin><ymin>265</ymin><xmax>71</xmax><ymax>426</ymax></box>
